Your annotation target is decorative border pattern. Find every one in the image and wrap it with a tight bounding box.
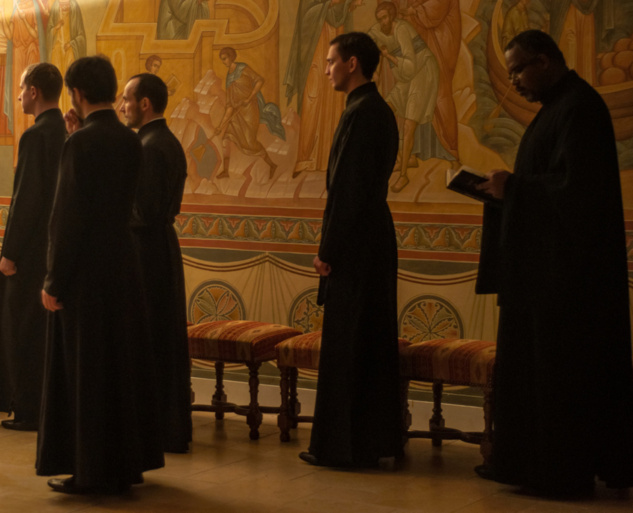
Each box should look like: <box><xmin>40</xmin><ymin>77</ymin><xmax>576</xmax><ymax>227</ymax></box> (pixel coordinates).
<box><xmin>3</xmin><ymin>205</ymin><xmax>633</xmax><ymax>269</ymax></box>
<box><xmin>288</xmin><ymin>287</ymin><xmax>323</xmax><ymax>334</ymax></box>
<box><xmin>175</xmin><ymin>212</ymin><xmax>482</xmax><ymax>255</ymax></box>
<box><xmin>398</xmin><ymin>295</ymin><xmax>464</xmax><ymax>343</ymax></box>
<box><xmin>187</xmin><ymin>280</ymin><xmax>245</xmax><ymax>324</ymax></box>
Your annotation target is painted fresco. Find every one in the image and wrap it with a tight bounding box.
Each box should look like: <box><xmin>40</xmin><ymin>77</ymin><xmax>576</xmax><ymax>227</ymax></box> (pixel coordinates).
<box><xmin>0</xmin><ymin>0</ymin><xmax>632</xmax><ymax>364</ymax></box>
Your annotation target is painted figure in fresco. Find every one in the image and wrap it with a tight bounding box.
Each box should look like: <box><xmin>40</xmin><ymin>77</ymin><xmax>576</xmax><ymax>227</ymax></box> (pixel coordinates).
<box><xmin>156</xmin><ymin>0</ymin><xmax>210</xmax><ymax>40</ymax></box>
<box><xmin>215</xmin><ymin>47</ymin><xmax>284</xmax><ymax>180</ymax></box>
<box><xmin>299</xmin><ymin>33</ymin><xmax>402</xmax><ymax>468</ymax></box>
<box><xmin>38</xmin><ymin>56</ymin><xmax>164</xmax><ymax>495</ymax></box>
<box><xmin>0</xmin><ymin>63</ymin><xmax>65</xmax><ymax>432</ymax></box>
<box><xmin>548</xmin><ymin>0</ymin><xmax>605</xmax><ymax>85</ymax></box>
<box><xmin>501</xmin><ymin>0</ymin><xmax>531</xmax><ymax>48</ymax></box>
<box><xmin>0</xmin><ymin>0</ymin><xmax>47</xmax><ymax>167</ymax></box>
<box><xmin>46</xmin><ymin>0</ymin><xmax>86</xmax><ymax>113</ymax></box>
<box><xmin>284</xmin><ymin>0</ymin><xmax>360</xmax><ymax>178</ymax></box>
<box><xmin>476</xmin><ymin>30</ymin><xmax>633</xmax><ymax>496</ymax></box>
<box><xmin>120</xmin><ymin>72</ymin><xmax>192</xmax><ymax>454</ymax></box>
<box><xmin>145</xmin><ymin>54</ymin><xmax>162</xmax><ymax>74</ymax></box>
<box><xmin>368</xmin><ymin>2</ymin><xmax>452</xmax><ymax>194</ymax></box>
<box><xmin>398</xmin><ymin>0</ymin><xmax>461</xmax><ymax>191</ymax></box>
<box><xmin>0</xmin><ymin>17</ymin><xmax>10</xmax><ymax>134</ymax></box>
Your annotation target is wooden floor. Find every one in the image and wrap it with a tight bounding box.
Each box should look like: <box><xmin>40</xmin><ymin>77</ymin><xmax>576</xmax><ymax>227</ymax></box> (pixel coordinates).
<box><xmin>0</xmin><ymin>411</ymin><xmax>631</xmax><ymax>512</ymax></box>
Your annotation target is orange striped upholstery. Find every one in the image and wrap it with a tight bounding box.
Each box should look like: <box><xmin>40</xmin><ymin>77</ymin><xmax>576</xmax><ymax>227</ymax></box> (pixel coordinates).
<box><xmin>400</xmin><ymin>338</ymin><xmax>496</xmax><ymax>387</ymax></box>
<box><xmin>276</xmin><ymin>331</ymin><xmax>414</xmax><ymax>370</ymax></box>
<box><xmin>188</xmin><ymin>320</ymin><xmax>302</xmax><ymax>363</ymax></box>
<box><xmin>276</xmin><ymin>332</ymin><xmax>322</xmax><ymax>369</ymax></box>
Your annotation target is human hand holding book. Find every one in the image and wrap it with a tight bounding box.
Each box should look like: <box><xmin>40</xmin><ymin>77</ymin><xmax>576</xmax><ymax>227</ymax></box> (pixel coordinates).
<box><xmin>446</xmin><ymin>166</ymin><xmax>508</xmax><ymax>206</ymax></box>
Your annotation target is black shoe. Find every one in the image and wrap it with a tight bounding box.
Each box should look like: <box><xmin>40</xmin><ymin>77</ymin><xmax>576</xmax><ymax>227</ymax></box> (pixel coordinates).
<box><xmin>517</xmin><ymin>482</ymin><xmax>595</xmax><ymax>500</ymax></box>
<box><xmin>1</xmin><ymin>419</ymin><xmax>38</xmax><ymax>431</ymax></box>
<box><xmin>48</xmin><ymin>476</ymin><xmax>135</xmax><ymax>495</ymax></box>
<box><xmin>48</xmin><ymin>477</ymin><xmax>92</xmax><ymax>495</ymax></box>
<box><xmin>474</xmin><ymin>464</ymin><xmax>522</xmax><ymax>486</ymax></box>
<box><xmin>299</xmin><ymin>451</ymin><xmax>322</xmax><ymax>466</ymax></box>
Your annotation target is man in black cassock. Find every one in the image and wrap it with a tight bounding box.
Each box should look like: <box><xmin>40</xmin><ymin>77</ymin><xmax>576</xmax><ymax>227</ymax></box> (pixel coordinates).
<box><xmin>476</xmin><ymin>30</ymin><xmax>633</xmax><ymax>496</ymax></box>
<box><xmin>37</xmin><ymin>56</ymin><xmax>164</xmax><ymax>494</ymax></box>
<box><xmin>120</xmin><ymin>72</ymin><xmax>192</xmax><ymax>454</ymax></box>
<box><xmin>0</xmin><ymin>63</ymin><xmax>66</xmax><ymax>432</ymax></box>
<box><xmin>298</xmin><ymin>32</ymin><xmax>402</xmax><ymax>468</ymax></box>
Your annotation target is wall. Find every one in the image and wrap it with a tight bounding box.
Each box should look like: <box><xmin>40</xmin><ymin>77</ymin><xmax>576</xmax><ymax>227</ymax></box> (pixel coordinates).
<box><xmin>1</xmin><ymin>0</ymin><xmax>633</xmax><ymax>402</ymax></box>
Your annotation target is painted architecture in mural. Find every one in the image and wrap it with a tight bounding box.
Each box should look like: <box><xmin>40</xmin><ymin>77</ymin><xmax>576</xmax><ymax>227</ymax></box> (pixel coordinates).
<box><xmin>1</xmin><ymin>0</ymin><xmax>633</xmax><ymax>369</ymax></box>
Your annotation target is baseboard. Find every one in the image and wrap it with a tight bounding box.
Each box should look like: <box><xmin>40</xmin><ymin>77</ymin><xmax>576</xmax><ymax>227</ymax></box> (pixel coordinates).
<box><xmin>191</xmin><ymin>377</ymin><xmax>484</xmax><ymax>432</ymax></box>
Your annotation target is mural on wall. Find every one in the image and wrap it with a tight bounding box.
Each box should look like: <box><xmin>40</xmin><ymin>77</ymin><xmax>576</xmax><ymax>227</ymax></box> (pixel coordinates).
<box><xmin>0</xmin><ymin>0</ymin><xmax>632</xmax><ymax>359</ymax></box>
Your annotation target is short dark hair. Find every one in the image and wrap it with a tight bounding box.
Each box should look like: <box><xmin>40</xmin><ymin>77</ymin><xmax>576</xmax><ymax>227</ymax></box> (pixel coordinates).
<box><xmin>129</xmin><ymin>73</ymin><xmax>168</xmax><ymax>114</ymax></box>
<box><xmin>65</xmin><ymin>55</ymin><xmax>118</xmax><ymax>104</ymax></box>
<box><xmin>505</xmin><ymin>30</ymin><xmax>566</xmax><ymax>66</ymax></box>
<box><xmin>330</xmin><ymin>32</ymin><xmax>380</xmax><ymax>80</ymax></box>
<box><xmin>145</xmin><ymin>54</ymin><xmax>162</xmax><ymax>72</ymax></box>
<box><xmin>219</xmin><ymin>47</ymin><xmax>237</xmax><ymax>61</ymax></box>
<box><xmin>23</xmin><ymin>63</ymin><xmax>63</xmax><ymax>102</ymax></box>
<box><xmin>376</xmin><ymin>1</ymin><xmax>397</xmax><ymax>20</ymax></box>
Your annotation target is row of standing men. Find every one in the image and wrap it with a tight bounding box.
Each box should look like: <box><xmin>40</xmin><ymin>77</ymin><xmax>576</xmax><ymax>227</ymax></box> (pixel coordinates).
<box><xmin>2</xmin><ymin>30</ymin><xmax>633</xmax><ymax>499</ymax></box>
<box><xmin>0</xmin><ymin>56</ymin><xmax>191</xmax><ymax>494</ymax></box>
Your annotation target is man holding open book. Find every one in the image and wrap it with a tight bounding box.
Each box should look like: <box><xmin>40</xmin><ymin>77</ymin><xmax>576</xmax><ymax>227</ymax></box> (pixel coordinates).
<box><xmin>475</xmin><ymin>30</ymin><xmax>633</xmax><ymax>497</ymax></box>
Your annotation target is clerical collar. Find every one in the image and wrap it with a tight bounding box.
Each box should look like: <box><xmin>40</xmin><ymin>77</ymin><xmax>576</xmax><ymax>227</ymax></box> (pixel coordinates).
<box><xmin>346</xmin><ymin>82</ymin><xmax>377</xmax><ymax>106</ymax></box>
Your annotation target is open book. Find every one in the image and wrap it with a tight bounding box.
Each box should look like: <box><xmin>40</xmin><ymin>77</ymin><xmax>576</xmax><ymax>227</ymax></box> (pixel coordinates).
<box><xmin>446</xmin><ymin>166</ymin><xmax>502</xmax><ymax>206</ymax></box>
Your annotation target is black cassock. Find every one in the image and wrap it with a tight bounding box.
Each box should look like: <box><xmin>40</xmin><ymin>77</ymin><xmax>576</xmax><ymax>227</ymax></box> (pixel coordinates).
<box><xmin>0</xmin><ymin>109</ymin><xmax>65</xmax><ymax>423</ymax></box>
<box><xmin>309</xmin><ymin>82</ymin><xmax>402</xmax><ymax>465</ymax></box>
<box><xmin>36</xmin><ymin>110</ymin><xmax>164</xmax><ymax>488</ymax></box>
<box><xmin>477</xmin><ymin>71</ymin><xmax>633</xmax><ymax>492</ymax></box>
<box><xmin>131</xmin><ymin>118</ymin><xmax>191</xmax><ymax>453</ymax></box>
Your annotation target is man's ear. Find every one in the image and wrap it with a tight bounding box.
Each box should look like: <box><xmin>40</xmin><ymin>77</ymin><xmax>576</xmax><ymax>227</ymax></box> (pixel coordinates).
<box><xmin>71</xmin><ymin>87</ymin><xmax>84</xmax><ymax>104</ymax></box>
<box><xmin>348</xmin><ymin>55</ymin><xmax>359</xmax><ymax>74</ymax></box>
<box><xmin>140</xmin><ymin>97</ymin><xmax>151</xmax><ymax>113</ymax></box>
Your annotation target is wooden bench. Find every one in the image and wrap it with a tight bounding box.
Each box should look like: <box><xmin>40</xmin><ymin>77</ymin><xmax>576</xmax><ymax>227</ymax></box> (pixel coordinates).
<box><xmin>275</xmin><ymin>332</ymin><xmax>412</xmax><ymax>442</ymax></box>
<box><xmin>399</xmin><ymin>338</ymin><xmax>496</xmax><ymax>464</ymax></box>
<box><xmin>188</xmin><ymin>320</ymin><xmax>302</xmax><ymax>440</ymax></box>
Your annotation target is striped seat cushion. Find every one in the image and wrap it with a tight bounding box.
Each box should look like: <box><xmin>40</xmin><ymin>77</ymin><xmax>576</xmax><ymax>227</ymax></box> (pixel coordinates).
<box><xmin>400</xmin><ymin>338</ymin><xmax>496</xmax><ymax>387</ymax></box>
<box><xmin>276</xmin><ymin>332</ymin><xmax>414</xmax><ymax>370</ymax></box>
<box><xmin>188</xmin><ymin>320</ymin><xmax>302</xmax><ymax>363</ymax></box>
<box><xmin>276</xmin><ymin>332</ymin><xmax>322</xmax><ymax>369</ymax></box>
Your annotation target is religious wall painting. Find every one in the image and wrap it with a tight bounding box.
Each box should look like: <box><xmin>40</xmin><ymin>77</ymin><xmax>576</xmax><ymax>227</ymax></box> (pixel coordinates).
<box><xmin>288</xmin><ymin>287</ymin><xmax>323</xmax><ymax>334</ymax></box>
<box><xmin>187</xmin><ymin>279</ymin><xmax>245</xmax><ymax>324</ymax></box>
<box><xmin>1</xmin><ymin>0</ymin><xmax>46</xmax><ymax>166</ymax></box>
<box><xmin>398</xmin><ymin>294</ymin><xmax>463</xmax><ymax>343</ymax></box>
<box><xmin>2</xmin><ymin>0</ymin><xmax>633</xmax><ymax>252</ymax></box>
<box><xmin>471</xmin><ymin>0</ymin><xmax>633</xmax><ymax>177</ymax></box>
<box><xmin>47</xmin><ymin>0</ymin><xmax>86</xmax><ymax>113</ymax></box>
<box><xmin>155</xmin><ymin>0</ymin><xmax>209</xmax><ymax>41</ymax></box>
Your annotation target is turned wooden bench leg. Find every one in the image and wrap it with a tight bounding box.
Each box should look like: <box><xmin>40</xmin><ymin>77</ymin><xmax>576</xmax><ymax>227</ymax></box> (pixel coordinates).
<box><xmin>288</xmin><ymin>367</ymin><xmax>300</xmax><ymax>428</ymax></box>
<box><xmin>481</xmin><ymin>385</ymin><xmax>494</xmax><ymax>466</ymax></box>
<box><xmin>430</xmin><ymin>381</ymin><xmax>445</xmax><ymax>447</ymax></box>
<box><xmin>212</xmin><ymin>361</ymin><xmax>228</xmax><ymax>420</ymax></box>
<box><xmin>278</xmin><ymin>366</ymin><xmax>292</xmax><ymax>442</ymax></box>
<box><xmin>245</xmin><ymin>362</ymin><xmax>263</xmax><ymax>440</ymax></box>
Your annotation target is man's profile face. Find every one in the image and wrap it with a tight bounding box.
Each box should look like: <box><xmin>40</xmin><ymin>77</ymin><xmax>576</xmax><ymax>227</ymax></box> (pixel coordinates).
<box><xmin>149</xmin><ymin>59</ymin><xmax>161</xmax><ymax>75</ymax></box>
<box><xmin>505</xmin><ymin>45</ymin><xmax>547</xmax><ymax>103</ymax></box>
<box><xmin>325</xmin><ymin>44</ymin><xmax>351</xmax><ymax>93</ymax></box>
<box><xmin>17</xmin><ymin>71</ymin><xmax>35</xmax><ymax>115</ymax></box>
<box><xmin>376</xmin><ymin>9</ymin><xmax>393</xmax><ymax>35</ymax></box>
<box><xmin>120</xmin><ymin>78</ymin><xmax>143</xmax><ymax>129</ymax></box>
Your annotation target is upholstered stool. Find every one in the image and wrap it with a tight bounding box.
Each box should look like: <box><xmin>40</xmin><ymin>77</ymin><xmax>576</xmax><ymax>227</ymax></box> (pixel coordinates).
<box><xmin>188</xmin><ymin>320</ymin><xmax>302</xmax><ymax>440</ymax></box>
<box><xmin>276</xmin><ymin>331</ymin><xmax>321</xmax><ymax>441</ymax></box>
<box><xmin>276</xmin><ymin>332</ymin><xmax>412</xmax><ymax>442</ymax></box>
<box><xmin>399</xmin><ymin>338</ymin><xmax>496</xmax><ymax>464</ymax></box>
